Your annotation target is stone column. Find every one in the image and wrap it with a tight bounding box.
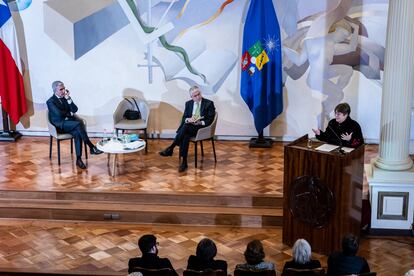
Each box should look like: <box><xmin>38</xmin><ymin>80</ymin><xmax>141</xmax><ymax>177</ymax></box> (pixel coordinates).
<box><xmin>368</xmin><ymin>0</ymin><xmax>414</xmax><ymax>231</ymax></box>
<box><xmin>374</xmin><ymin>0</ymin><xmax>414</xmax><ymax>171</ymax></box>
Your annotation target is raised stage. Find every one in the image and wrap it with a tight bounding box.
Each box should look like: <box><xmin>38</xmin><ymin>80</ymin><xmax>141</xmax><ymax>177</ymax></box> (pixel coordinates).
<box><xmin>0</xmin><ymin>137</ymin><xmax>287</xmax><ymax>228</ymax></box>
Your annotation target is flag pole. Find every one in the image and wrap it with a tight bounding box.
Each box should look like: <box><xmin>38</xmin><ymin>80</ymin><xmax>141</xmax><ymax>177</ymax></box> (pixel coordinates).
<box><xmin>0</xmin><ymin>108</ymin><xmax>22</xmax><ymax>142</ymax></box>
<box><xmin>249</xmin><ymin>130</ymin><xmax>273</xmax><ymax>148</ymax></box>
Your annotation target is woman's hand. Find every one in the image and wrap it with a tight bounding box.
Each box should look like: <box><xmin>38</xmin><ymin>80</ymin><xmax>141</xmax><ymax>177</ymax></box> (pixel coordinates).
<box><xmin>341</xmin><ymin>132</ymin><xmax>353</xmax><ymax>141</ymax></box>
<box><xmin>312</xmin><ymin>128</ymin><xmax>321</xmax><ymax>136</ymax></box>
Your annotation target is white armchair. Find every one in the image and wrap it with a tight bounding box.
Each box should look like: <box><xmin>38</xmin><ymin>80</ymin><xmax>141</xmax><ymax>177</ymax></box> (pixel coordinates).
<box><xmin>113</xmin><ymin>97</ymin><xmax>149</xmax><ymax>152</ymax></box>
<box><xmin>46</xmin><ymin>110</ymin><xmax>88</xmax><ymax>165</ymax></box>
<box><xmin>190</xmin><ymin>112</ymin><xmax>218</xmax><ymax>168</ymax></box>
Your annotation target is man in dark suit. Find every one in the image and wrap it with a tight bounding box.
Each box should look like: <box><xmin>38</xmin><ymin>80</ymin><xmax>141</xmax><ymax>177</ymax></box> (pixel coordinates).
<box><xmin>46</xmin><ymin>81</ymin><xmax>102</xmax><ymax>169</ymax></box>
<box><xmin>159</xmin><ymin>86</ymin><xmax>216</xmax><ymax>172</ymax></box>
<box><xmin>128</xmin><ymin>234</ymin><xmax>178</xmax><ymax>275</ymax></box>
<box><xmin>327</xmin><ymin>234</ymin><xmax>370</xmax><ymax>276</ymax></box>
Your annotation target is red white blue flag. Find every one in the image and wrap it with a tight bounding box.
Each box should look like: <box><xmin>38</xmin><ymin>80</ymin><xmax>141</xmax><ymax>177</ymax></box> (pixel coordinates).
<box><xmin>0</xmin><ymin>0</ymin><xmax>27</xmax><ymax>124</ymax></box>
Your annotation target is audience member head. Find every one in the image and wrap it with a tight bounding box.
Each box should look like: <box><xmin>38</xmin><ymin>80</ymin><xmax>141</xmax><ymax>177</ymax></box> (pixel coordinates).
<box><xmin>196</xmin><ymin>238</ymin><xmax>217</xmax><ymax>261</ymax></box>
<box><xmin>341</xmin><ymin>234</ymin><xmax>359</xmax><ymax>256</ymax></box>
<box><xmin>405</xmin><ymin>269</ymin><xmax>414</xmax><ymax>276</ymax></box>
<box><xmin>127</xmin><ymin>273</ymin><xmax>143</xmax><ymax>276</ymax></box>
<box><xmin>244</xmin><ymin>240</ymin><xmax>265</xmax><ymax>265</ymax></box>
<box><xmin>292</xmin><ymin>239</ymin><xmax>312</xmax><ymax>264</ymax></box>
<box><xmin>138</xmin><ymin>234</ymin><xmax>158</xmax><ymax>255</ymax></box>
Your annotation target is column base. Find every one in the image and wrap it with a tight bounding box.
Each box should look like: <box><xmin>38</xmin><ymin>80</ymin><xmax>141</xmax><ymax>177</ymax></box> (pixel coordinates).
<box><xmin>366</xmin><ymin>163</ymin><xmax>414</xmax><ymax>231</ymax></box>
<box><xmin>374</xmin><ymin>156</ymin><xmax>413</xmax><ymax>171</ymax></box>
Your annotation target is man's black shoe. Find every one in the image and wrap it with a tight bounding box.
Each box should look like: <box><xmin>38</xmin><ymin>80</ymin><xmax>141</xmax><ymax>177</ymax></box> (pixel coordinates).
<box><xmin>159</xmin><ymin>147</ymin><xmax>173</xmax><ymax>157</ymax></box>
<box><xmin>90</xmin><ymin>146</ymin><xmax>103</xmax><ymax>155</ymax></box>
<box><xmin>76</xmin><ymin>159</ymin><xmax>87</xmax><ymax>169</ymax></box>
<box><xmin>178</xmin><ymin>162</ymin><xmax>188</xmax><ymax>172</ymax></box>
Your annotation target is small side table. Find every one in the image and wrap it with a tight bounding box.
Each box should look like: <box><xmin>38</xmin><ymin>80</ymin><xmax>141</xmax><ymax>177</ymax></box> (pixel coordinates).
<box><xmin>96</xmin><ymin>139</ymin><xmax>146</xmax><ymax>176</ymax></box>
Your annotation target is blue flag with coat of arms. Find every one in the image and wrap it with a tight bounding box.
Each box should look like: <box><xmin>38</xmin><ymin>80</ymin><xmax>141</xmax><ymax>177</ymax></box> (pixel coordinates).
<box><xmin>240</xmin><ymin>0</ymin><xmax>283</xmax><ymax>134</ymax></box>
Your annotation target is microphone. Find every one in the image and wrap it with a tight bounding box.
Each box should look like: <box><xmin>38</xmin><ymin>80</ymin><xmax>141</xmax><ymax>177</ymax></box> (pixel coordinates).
<box><xmin>327</xmin><ymin>124</ymin><xmax>345</xmax><ymax>154</ymax></box>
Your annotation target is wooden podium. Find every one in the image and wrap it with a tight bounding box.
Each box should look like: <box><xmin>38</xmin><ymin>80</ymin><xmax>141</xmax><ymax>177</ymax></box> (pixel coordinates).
<box><xmin>283</xmin><ymin>135</ymin><xmax>365</xmax><ymax>255</ymax></box>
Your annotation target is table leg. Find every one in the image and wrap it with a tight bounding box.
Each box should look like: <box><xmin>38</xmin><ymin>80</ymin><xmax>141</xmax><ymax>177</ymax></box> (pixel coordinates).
<box><xmin>107</xmin><ymin>153</ymin><xmax>110</xmax><ymax>165</ymax></box>
<box><xmin>139</xmin><ymin>150</ymin><xmax>144</xmax><ymax>168</ymax></box>
<box><xmin>112</xmin><ymin>153</ymin><xmax>117</xmax><ymax>176</ymax></box>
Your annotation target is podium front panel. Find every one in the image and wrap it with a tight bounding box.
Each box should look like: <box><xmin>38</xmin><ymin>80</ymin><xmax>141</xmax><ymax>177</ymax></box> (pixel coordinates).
<box><xmin>282</xmin><ymin>136</ymin><xmax>364</xmax><ymax>254</ymax></box>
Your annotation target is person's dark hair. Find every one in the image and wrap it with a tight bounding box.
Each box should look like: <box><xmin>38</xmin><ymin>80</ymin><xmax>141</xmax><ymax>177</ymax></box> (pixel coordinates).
<box><xmin>244</xmin><ymin>240</ymin><xmax>265</xmax><ymax>265</ymax></box>
<box><xmin>138</xmin><ymin>234</ymin><xmax>156</xmax><ymax>254</ymax></box>
<box><xmin>196</xmin><ymin>238</ymin><xmax>217</xmax><ymax>261</ymax></box>
<box><xmin>342</xmin><ymin>234</ymin><xmax>359</xmax><ymax>256</ymax></box>
<box><xmin>334</xmin><ymin>103</ymin><xmax>351</xmax><ymax>116</ymax></box>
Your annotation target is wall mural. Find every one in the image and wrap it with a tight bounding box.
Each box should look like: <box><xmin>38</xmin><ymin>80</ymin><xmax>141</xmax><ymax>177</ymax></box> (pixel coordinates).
<box><xmin>281</xmin><ymin>0</ymin><xmax>386</xmax><ymax>128</ymax></box>
<box><xmin>6</xmin><ymin>0</ymin><xmax>32</xmax><ymax>11</ymax></box>
<box><xmin>11</xmin><ymin>0</ymin><xmax>394</xmax><ymax>143</ymax></box>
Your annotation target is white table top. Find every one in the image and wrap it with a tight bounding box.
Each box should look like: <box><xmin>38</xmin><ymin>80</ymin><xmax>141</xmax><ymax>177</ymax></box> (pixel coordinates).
<box><xmin>96</xmin><ymin>139</ymin><xmax>146</xmax><ymax>154</ymax></box>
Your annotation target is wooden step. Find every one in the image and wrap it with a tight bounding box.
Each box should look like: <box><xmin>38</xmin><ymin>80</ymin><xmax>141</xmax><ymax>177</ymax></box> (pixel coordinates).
<box><xmin>0</xmin><ymin>199</ymin><xmax>282</xmax><ymax>228</ymax></box>
<box><xmin>0</xmin><ymin>190</ymin><xmax>282</xmax><ymax>208</ymax></box>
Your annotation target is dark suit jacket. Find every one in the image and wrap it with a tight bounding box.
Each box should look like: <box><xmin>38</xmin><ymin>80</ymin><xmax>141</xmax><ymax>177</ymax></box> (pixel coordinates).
<box><xmin>128</xmin><ymin>253</ymin><xmax>178</xmax><ymax>275</ymax></box>
<box><xmin>177</xmin><ymin>98</ymin><xmax>216</xmax><ymax>132</ymax></box>
<box><xmin>316</xmin><ymin>116</ymin><xmax>364</xmax><ymax>148</ymax></box>
<box><xmin>186</xmin><ymin>255</ymin><xmax>227</xmax><ymax>274</ymax></box>
<box><xmin>46</xmin><ymin>95</ymin><xmax>78</xmax><ymax>130</ymax></box>
<box><xmin>282</xmin><ymin>259</ymin><xmax>321</xmax><ymax>276</ymax></box>
<box><xmin>327</xmin><ymin>251</ymin><xmax>370</xmax><ymax>276</ymax></box>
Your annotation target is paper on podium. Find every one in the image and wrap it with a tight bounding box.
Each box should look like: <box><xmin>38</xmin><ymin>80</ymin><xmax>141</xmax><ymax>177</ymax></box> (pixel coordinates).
<box><xmin>315</xmin><ymin>144</ymin><xmax>339</xmax><ymax>152</ymax></box>
<box><xmin>341</xmin><ymin>147</ymin><xmax>355</xmax><ymax>153</ymax></box>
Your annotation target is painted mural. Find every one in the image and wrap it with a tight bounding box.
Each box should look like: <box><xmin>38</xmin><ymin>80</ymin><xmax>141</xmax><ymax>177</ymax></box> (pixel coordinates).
<box><xmin>8</xmin><ymin>0</ymin><xmax>393</xmax><ymax>142</ymax></box>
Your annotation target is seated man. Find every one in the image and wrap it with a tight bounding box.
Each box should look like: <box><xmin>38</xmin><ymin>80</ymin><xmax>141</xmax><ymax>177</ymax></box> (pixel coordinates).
<box><xmin>327</xmin><ymin>234</ymin><xmax>370</xmax><ymax>276</ymax></box>
<box><xmin>46</xmin><ymin>81</ymin><xmax>102</xmax><ymax>169</ymax></box>
<box><xmin>128</xmin><ymin>234</ymin><xmax>178</xmax><ymax>276</ymax></box>
<box><xmin>159</xmin><ymin>86</ymin><xmax>216</xmax><ymax>172</ymax></box>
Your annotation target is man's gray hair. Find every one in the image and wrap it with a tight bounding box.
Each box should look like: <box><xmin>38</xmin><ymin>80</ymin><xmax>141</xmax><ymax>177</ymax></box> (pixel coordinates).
<box><xmin>292</xmin><ymin>239</ymin><xmax>312</xmax><ymax>264</ymax></box>
<box><xmin>52</xmin><ymin>81</ymin><xmax>63</xmax><ymax>93</ymax></box>
<box><xmin>189</xmin><ymin>85</ymin><xmax>200</xmax><ymax>95</ymax></box>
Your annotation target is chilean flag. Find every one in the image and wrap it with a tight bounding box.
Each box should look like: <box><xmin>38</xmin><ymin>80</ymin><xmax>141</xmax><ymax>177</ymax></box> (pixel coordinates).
<box><xmin>0</xmin><ymin>0</ymin><xmax>27</xmax><ymax>125</ymax></box>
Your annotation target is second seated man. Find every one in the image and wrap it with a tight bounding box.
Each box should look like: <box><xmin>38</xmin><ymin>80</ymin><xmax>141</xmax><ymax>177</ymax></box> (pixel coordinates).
<box><xmin>159</xmin><ymin>86</ymin><xmax>216</xmax><ymax>172</ymax></box>
<box><xmin>46</xmin><ymin>81</ymin><xmax>103</xmax><ymax>169</ymax></box>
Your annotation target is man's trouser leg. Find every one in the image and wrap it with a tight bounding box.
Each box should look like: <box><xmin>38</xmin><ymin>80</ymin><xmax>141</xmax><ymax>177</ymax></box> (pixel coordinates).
<box><xmin>176</xmin><ymin>124</ymin><xmax>201</xmax><ymax>160</ymax></box>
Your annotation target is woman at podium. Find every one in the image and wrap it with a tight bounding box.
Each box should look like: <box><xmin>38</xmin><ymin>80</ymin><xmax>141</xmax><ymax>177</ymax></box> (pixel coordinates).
<box><xmin>312</xmin><ymin>103</ymin><xmax>364</xmax><ymax>148</ymax></box>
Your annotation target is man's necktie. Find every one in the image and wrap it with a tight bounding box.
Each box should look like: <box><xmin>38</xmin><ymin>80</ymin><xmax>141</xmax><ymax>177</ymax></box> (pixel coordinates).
<box><xmin>194</xmin><ymin>102</ymin><xmax>201</xmax><ymax>119</ymax></box>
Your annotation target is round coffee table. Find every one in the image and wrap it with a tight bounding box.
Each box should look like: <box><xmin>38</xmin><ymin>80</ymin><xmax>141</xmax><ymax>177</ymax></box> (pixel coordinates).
<box><xmin>96</xmin><ymin>139</ymin><xmax>146</xmax><ymax>176</ymax></box>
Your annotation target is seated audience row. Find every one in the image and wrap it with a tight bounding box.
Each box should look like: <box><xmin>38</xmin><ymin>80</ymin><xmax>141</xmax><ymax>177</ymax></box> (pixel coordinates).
<box><xmin>128</xmin><ymin>234</ymin><xmax>370</xmax><ymax>276</ymax></box>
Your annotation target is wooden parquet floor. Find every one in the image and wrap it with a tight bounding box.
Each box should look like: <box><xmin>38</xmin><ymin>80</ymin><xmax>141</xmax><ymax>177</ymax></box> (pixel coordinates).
<box><xmin>0</xmin><ymin>137</ymin><xmax>287</xmax><ymax>195</ymax></box>
<box><xmin>0</xmin><ymin>220</ymin><xmax>413</xmax><ymax>276</ymax></box>
<box><xmin>0</xmin><ymin>137</ymin><xmax>380</xmax><ymax>195</ymax></box>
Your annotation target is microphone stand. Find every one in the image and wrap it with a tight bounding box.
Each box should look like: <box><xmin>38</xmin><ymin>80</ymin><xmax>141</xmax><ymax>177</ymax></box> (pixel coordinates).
<box><xmin>328</xmin><ymin>124</ymin><xmax>345</xmax><ymax>155</ymax></box>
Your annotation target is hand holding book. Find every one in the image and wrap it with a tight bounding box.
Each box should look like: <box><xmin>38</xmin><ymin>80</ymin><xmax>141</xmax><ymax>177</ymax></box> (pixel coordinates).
<box><xmin>186</xmin><ymin>116</ymin><xmax>204</xmax><ymax>124</ymax></box>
